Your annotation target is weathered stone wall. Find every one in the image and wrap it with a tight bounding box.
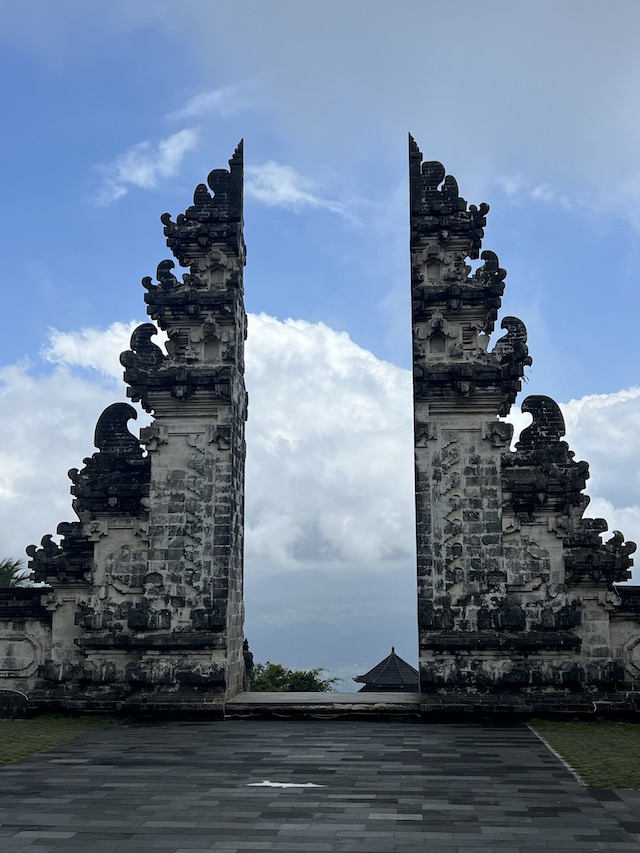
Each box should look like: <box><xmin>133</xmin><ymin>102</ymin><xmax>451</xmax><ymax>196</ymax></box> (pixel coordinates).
<box><xmin>0</xmin><ymin>144</ymin><xmax>248</xmax><ymax>712</ymax></box>
<box><xmin>410</xmin><ymin>135</ymin><xmax>640</xmax><ymax>711</ymax></box>
<box><xmin>0</xmin><ymin>590</ymin><xmax>50</xmax><ymax>696</ymax></box>
<box><xmin>2</xmin><ymin>137</ymin><xmax>640</xmax><ymax>716</ymax></box>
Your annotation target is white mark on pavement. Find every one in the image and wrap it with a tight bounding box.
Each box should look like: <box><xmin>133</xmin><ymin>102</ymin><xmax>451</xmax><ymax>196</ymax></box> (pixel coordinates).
<box><xmin>247</xmin><ymin>780</ymin><xmax>325</xmax><ymax>788</ymax></box>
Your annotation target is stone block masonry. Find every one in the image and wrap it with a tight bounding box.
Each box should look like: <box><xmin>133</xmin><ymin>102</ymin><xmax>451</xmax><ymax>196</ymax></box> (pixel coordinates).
<box><xmin>0</xmin><ymin>143</ymin><xmax>248</xmax><ymax>712</ymax></box>
<box><xmin>410</xmin><ymin>134</ymin><xmax>640</xmax><ymax>712</ymax></box>
<box><xmin>2</xmin><ymin>136</ymin><xmax>640</xmax><ymax>716</ymax></box>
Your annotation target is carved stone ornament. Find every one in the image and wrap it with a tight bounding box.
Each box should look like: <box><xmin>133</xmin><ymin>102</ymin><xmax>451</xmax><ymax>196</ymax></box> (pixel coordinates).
<box><xmin>161</xmin><ymin>140</ymin><xmax>245</xmax><ymax>268</ymax></box>
<box><xmin>69</xmin><ymin>403</ymin><xmax>150</xmax><ymax>517</ymax></box>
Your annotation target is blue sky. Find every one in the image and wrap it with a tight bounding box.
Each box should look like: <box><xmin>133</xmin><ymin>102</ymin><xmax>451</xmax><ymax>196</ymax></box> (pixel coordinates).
<box><xmin>1</xmin><ymin>1</ymin><xmax>640</xmax><ymax>685</ymax></box>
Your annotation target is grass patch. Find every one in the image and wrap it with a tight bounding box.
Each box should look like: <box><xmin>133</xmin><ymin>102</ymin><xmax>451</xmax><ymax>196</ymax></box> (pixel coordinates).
<box><xmin>531</xmin><ymin>719</ymin><xmax>640</xmax><ymax>788</ymax></box>
<box><xmin>0</xmin><ymin>714</ymin><xmax>120</xmax><ymax>767</ymax></box>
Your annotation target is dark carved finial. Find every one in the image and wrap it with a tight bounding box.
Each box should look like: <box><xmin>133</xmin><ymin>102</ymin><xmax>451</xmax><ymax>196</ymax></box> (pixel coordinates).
<box><xmin>518</xmin><ymin>396</ymin><xmax>566</xmax><ymax>448</ymax></box>
<box><xmin>500</xmin><ymin>316</ymin><xmax>527</xmax><ymax>339</ymax></box>
<box><xmin>231</xmin><ymin>138</ymin><xmax>243</xmax><ymax>162</ymax></box>
<box><xmin>408</xmin><ymin>133</ymin><xmax>422</xmax><ymax>162</ymax></box>
<box><xmin>120</xmin><ymin>324</ymin><xmax>165</xmax><ymax>375</ymax></box>
<box><xmin>409</xmin><ymin>136</ymin><xmax>489</xmax><ymax>258</ymax></box>
<box><xmin>141</xmin><ymin>260</ymin><xmax>188</xmax><ymax>294</ymax></box>
<box><xmin>606</xmin><ymin>531</ymin><xmax>637</xmax><ymax>560</ymax></box>
<box><xmin>161</xmin><ymin>142</ymin><xmax>245</xmax><ymax>269</ymax></box>
<box><xmin>503</xmin><ymin>394</ymin><xmax>595</xmax><ymax>516</ymax></box>
<box><xmin>68</xmin><ymin>403</ymin><xmax>150</xmax><ymax>517</ymax></box>
<box><xmin>477</xmin><ymin>251</ymin><xmax>506</xmax><ymax>282</ymax></box>
<box><xmin>27</xmin><ymin>524</ymin><xmax>93</xmax><ymax>584</ymax></box>
<box><xmin>94</xmin><ymin>403</ymin><xmax>141</xmax><ymax>455</ymax></box>
<box><xmin>120</xmin><ymin>323</ymin><xmax>166</xmax><ymax>408</ymax></box>
<box><xmin>493</xmin><ymin>316</ymin><xmax>533</xmax><ymax>370</ymax></box>
<box><xmin>422</xmin><ymin>160</ymin><xmax>446</xmax><ymax>191</ymax></box>
<box><xmin>208</xmin><ymin>140</ymin><xmax>242</xmax><ymax>194</ymax></box>
<box><xmin>156</xmin><ymin>260</ymin><xmax>178</xmax><ymax>289</ymax></box>
<box><xmin>130</xmin><ymin>324</ymin><xmax>163</xmax><ymax>361</ymax></box>
<box><xmin>564</xmin><ymin>527</ymin><xmax>636</xmax><ymax>586</ymax></box>
<box><xmin>442</xmin><ymin>174</ymin><xmax>459</xmax><ymax>199</ymax></box>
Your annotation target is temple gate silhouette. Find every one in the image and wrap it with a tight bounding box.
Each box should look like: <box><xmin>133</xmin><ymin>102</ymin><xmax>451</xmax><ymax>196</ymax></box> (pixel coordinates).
<box><xmin>1</xmin><ymin>138</ymin><xmax>640</xmax><ymax>715</ymax></box>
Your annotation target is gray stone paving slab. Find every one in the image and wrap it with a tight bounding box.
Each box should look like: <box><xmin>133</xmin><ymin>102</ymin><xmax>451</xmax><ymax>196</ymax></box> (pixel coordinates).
<box><xmin>0</xmin><ymin>720</ymin><xmax>639</xmax><ymax>852</ymax></box>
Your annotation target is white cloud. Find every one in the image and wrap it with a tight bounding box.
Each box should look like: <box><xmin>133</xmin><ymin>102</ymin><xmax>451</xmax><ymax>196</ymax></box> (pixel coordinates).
<box><xmin>168</xmin><ymin>81</ymin><xmax>256</xmax><ymax>120</ymax></box>
<box><xmin>245</xmin><ymin>314</ymin><xmax>414</xmax><ymax>578</ymax></box>
<box><xmin>245</xmin><ymin>162</ymin><xmax>356</xmax><ymax>222</ymax></box>
<box><xmin>43</xmin><ymin>321</ymin><xmax>142</xmax><ymax>381</ymax></box>
<box><xmin>0</xmin><ymin>317</ymin><xmax>415</xmax><ymax>585</ymax></box>
<box><xmin>0</xmin><ymin>360</ymin><xmax>127</xmax><ymax>562</ymax></box>
<box><xmin>3</xmin><ymin>316</ymin><xmax>640</xmax><ymax>588</ymax></box>
<box><xmin>497</xmin><ymin>174</ymin><xmax>584</xmax><ymax>211</ymax></box>
<box><xmin>96</xmin><ymin>128</ymin><xmax>198</xmax><ymax>206</ymax></box>
<box><xmin>504</xmin><ymin>387</ymin><xmax>640</xmax><ymax>561</ymax></box>
<box><xmin>6</xmin><ymin>3</ymin><xmax>640</xmax><ymax>219</ymax></box>
<box><xmin>529</xmin><ymin>183</ymin><xmax>577</xmax><ymax>210</ymax></box>
<box><xmin>561</xmin><ymin>387</ymin><xmax>640</xmax><ymax>515</ymax></box>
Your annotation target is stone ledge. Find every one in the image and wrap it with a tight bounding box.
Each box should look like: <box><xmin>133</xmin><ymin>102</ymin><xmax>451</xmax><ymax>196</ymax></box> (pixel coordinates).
<box><xmin>421</xmin><ymin>631</ymin><xmax>581</xmax><ymax>651</ymax></box>
<box><xmin>0</xmin><ymin>588</ymin><xmax>50</xmax><ymax>620</ymax></box>
<box><xmin>419</xmin><ymin>690</ymin><xmax>640</xmax><ymax>715</ymax></box>
<box><xmin>76</xmin><ymin>633</ymin><xmax>225</xmax><ymax>650</ymax></box>
<box><xmin>224</xmin><ymin>691</ymin><xmax>421</xmax><ymax>718</ymax></box>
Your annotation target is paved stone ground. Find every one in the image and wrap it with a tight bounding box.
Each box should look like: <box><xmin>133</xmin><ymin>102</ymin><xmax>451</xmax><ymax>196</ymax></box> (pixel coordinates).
<box><xmin>0</xmin><ymin>720</ymin><xmax>639</xmax><ymax>852</ymax></box>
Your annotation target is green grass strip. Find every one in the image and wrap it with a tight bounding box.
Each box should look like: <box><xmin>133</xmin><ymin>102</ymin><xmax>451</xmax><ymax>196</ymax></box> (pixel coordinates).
<box><xmin>531</xmin><ymin>719</ymin><xmax>640</xmax><ymax>789</ymax></box>
<box><xmin>0</xmin><ymin>714</ymin><xmax>119</xmax><ymax>767</ymax></box>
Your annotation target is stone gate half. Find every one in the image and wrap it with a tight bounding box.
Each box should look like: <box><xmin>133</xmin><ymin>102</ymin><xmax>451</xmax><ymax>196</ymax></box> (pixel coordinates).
<box><xmin>2</xmin><ymin>138</ymin><xmax>640</xmax><ymax>715</ymax></box>
<box><xmin>1</xmin><ymin>144</ymin><xmax>248</xmax><ymax>712</ymax></box>
<box><xmin>410</xmin><ymin>135</ymin><xmax>640</xmax><ymax>712</ymax></box>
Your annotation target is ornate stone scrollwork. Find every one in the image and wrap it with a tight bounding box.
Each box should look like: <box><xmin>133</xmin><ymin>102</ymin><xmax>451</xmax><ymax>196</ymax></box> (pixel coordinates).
<box><xmin>409</xmin><ymin>135</ymin><xmax>489</xmax><ymax>259</ymax></box>
<box><xmin>141</xmin><ymin>259</ymin><xmax>185</xmax><ymax>293</ymax></box>
<box><xmin>502</xmin><ymin>395</ymin><xmax>589</xmax><ymax>516</ymax></box>
<box><xmin>120</xmin><ymin>324</ymin><xmax>166</xmax><ymax>405</ymax></box>
<box><xmin>564</xmin><ymin>528</ymin><xmax>636</xmax><ymax>587</ymax></box>
<box><xmin>474</xmin><ymin>250</ymin><xmax>507</xmax><ymax>289</ymax></box>
<box><xmin>69</xmin><ymin>403</ymin><xmax>150</xmax><ymax>517</ymax></box>
<box><xmin>26</xmin><ymin>525</ymin><xmax>93</xmax><ymax>584</ymax></box>
<box><xmin>493</xmin><ymin>316</ymin><xmax>532</xmax><ymax>369</ymax></box>
<box><xmin>502</xmin><ymin>395</ymin><xmax>636</xmax><ymax>586</ymax></box>
<box><xmin>424</xmin><ymin>310</ymin><xmax>457</xmax><ymax>340</ymax></box>
<box><xmin>161</xmin><ymin>140</ymin><xmax>245</xmax><ymax>269</ymax></box>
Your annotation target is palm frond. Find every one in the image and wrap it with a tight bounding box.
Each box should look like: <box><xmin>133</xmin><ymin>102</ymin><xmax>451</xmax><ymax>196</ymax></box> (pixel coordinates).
<box><xmin>0</xmin><ymin>558</ymin><xmax>28</xmax><ymax>588</ymax></box>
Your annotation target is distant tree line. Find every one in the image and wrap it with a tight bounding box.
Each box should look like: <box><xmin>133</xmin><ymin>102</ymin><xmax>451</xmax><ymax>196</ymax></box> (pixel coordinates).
<box><xmin>250</xmin><ymin>661</ymin><xmax>337</xmax><ymax>692</ymax></box>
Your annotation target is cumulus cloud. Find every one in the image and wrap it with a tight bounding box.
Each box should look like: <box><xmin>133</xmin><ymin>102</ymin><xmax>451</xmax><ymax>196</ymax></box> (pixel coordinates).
<box><xmin>96</xmin><ymin>128</ymin><xmax>198</xmax><ymax>205</ymax></box>
<box><xmin>2</xmin><ymin>315</ymin><xmax>640</xmax><ymax>590</ymax></box>
<box><xmin>168</xmin><ymin>80</ymin><xmax>257</xmax><ymax>120</ymax></box>
<box><xmin>245</xmin><ymin>162</ymin><xmax>356</xmax><ymax>222</ymax></box>
<box><xmin>43</xmin><ymin>321</ymin><xmax>142</xmax><ymax>381</ymax></box>
<box><xmin>0</xmin><ymin>317</ymin><xmax>415</xmax><ymax>584</ymax></box>
<box><xmin>245</xmin><ymin>314</ymin><xmax>415</xmax><ymax>579</ymax></box>
<box><xmin>561</xmin><ymin>388</ymin><xmax>640</xmax><ymax>522</ymax></box>
<box><xmin>504</xmin><ymin>388</ymin><xmax>640</xmax><ymax>552</ymax></box>
<box><xmin>0</xmin><ymin>360</ymin><xmax>129</xmax><ymax>560</ymax></box>
<box><xmin>6</xmin><ymin>3</ymin><xmax>640</xmax><ymax>220</ymax></box>
<box><xmin>497</xmin><ymin>174</ymin><xmax>585</xmax><ymax>211</ymax></box>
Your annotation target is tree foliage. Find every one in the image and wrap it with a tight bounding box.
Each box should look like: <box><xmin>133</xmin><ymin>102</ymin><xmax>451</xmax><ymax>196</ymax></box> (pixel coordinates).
<box><xmin>0</xmin><ymin>558</ymin><xmax>28</xmax><ymax>589</ymax></box>
<box><xmin>250</xmin><ymin>661</ymin><xmax>338</xmax><ymax>692</ymax></box>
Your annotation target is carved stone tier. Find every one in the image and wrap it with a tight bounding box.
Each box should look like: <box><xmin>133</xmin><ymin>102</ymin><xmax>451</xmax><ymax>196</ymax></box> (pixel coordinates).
<box><xmin>11</xmin><ymin>144</ymin><xmax>250</xmax><ymax>712</ymax></box>
<box><xmin>409</xmin><ymin>135</ymin><xmax>487</xmax><ymax>260</ymax></box>
<box><xmin>161</xmin><ymin>140</ymin><xmax>244</xmax><ymax>267</ymax></box>
<box><xmin>411</xmin><ymin>136</ymin><xmax>637</xmax><ymax>711</ymax></box>
<box><xmin>69</xmin><ymin>403</ymin><xmax>150</xmax><ymax>517</ymax></box>
<box><xmin>3</xmin><ymin>137</ymin><xmax>640</xmax><ymax>717</ymax></box>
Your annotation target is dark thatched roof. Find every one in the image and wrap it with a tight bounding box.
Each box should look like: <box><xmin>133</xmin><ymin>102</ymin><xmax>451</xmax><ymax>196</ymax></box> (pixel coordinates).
<box><xmin>354</xmin><ymin>647</ymin><xmax>419</xmax><ymax>692</ymax></box>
